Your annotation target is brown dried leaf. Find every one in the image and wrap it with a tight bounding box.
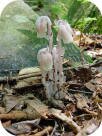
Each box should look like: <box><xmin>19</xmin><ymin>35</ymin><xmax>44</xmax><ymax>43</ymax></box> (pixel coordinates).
<box><xmin>75</xmin><ymin>94</ymin><xmax>89</xmax><ymax>109</ymax></box>
<box><xmin>6</xmin><ymin>119</ymin><xmax>40</xmax><ymax>135</ymax></box>
<box><xmin>4</xmin><ymin>95</ymin><xmax>21</xmax><ymax>113</ymax></box>
<box><xmin>25</xmin><ymin>97</ymin><xmax>49</xmax><ymax>118</ymax></box>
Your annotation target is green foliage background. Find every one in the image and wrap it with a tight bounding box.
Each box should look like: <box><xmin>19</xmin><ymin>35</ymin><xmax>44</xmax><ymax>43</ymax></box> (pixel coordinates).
<box><xmin>1</xmin><ymin>0</ymin><xmax>101</xmax><ymax>73</ymax></box>
<box><xmin>16</xmin><ymin>0</ymin><xmax>101</xmax><ymax>67</ymax></box>
<box><xmin>24</xmin><ymin>0</ymin><xmax>102</xmax><ymax>34</ymax></box>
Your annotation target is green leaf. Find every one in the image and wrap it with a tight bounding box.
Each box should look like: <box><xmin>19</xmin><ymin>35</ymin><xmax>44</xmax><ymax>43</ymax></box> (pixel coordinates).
<box><xmin>64</xmin><ymin>43</ymin><xmax>93</xmax><ymax>67</ymax></box>
<box><xmin>77</xmin><ymin>0</ymin><xmax>90</xmax><ymax>3</ymax></box>
<box><xmin>17</xmin><ymin>29</ymin><xmax>48</xmax><ymax>45</ymax></box>
<box><xmin>18</xmin><ymin>29</ymin><xmax>35</xmax><ymax>39</ymax></box>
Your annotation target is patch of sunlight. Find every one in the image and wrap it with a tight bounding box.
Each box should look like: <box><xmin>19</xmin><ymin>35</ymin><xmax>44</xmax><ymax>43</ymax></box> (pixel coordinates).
<box><xmin>0</xmin><ymin>0</ymin><xmax>17</xmax><ymax>16</ymax></box>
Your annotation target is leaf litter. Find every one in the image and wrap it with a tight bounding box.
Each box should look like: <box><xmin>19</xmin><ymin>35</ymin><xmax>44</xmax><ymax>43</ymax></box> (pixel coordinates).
<box><xmin>0</xmin><ymin>32</ymin><xmax>102</xmax><ymax>136</ymax></box>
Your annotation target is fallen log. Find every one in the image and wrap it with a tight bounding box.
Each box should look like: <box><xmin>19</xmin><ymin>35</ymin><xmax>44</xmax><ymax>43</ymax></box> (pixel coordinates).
<box><xmin>0</xmin><ymin>73</ymin><xmax>41</xmax><ymax>83</ymax></box>
<box><xmin>13</xmin><ymin>77</ymin><xmax>42</xmax><ymax>90</ymax></box>
<box><xmin>0</xmin><ymin>63</ymin><xmax>93</xmax><ymax>91</ymax></box>
<box><xmin>0</xmin><ymin>60</ymin><xmax>69</xmax><ymax>84</ymax></box>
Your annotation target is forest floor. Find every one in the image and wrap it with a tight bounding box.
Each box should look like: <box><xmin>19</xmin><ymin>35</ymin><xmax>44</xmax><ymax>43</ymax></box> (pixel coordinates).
<box><xmin>0</xmin><ymin>33</ymin><xmax>102</xmax><ymax>136</ymax></box>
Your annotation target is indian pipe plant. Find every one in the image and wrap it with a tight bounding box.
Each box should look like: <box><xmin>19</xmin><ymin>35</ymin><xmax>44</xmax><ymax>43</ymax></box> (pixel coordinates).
<box><xmin>36</xmin><ymin>16</ymin><xmax>73</xmax><ymax>100</ymax></box>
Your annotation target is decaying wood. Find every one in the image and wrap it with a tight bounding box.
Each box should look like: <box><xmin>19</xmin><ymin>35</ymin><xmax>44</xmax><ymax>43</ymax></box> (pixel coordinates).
<box><xmin>13</xmin><ymin>66</ymin><xmax>92</xmax><ymax>90</ymax></box>
<box><xmin>50</xmin><ymin>108</ymin><xmax>80</xmax><ymax>133</ymax></box>
<box><xmin>0</xmin><ymin>75</ymin><xmax>41</xmax><ymax>84</ymax></box>
<box><xmin>13</xmin><ymin>77</ymin><xmax>42</xmax><ymax>90</ymax></box>
<box><xmin>0</xmin><ymin>60</ymin><xmax>71</xmax><ymax>84</ymax></box>
<box><xmin>0</xmin><ymin>67</ymin><xmax>41</xmax><ymax>84</ymax></box>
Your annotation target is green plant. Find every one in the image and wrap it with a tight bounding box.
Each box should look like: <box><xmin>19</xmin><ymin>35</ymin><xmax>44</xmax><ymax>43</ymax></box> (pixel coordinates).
<box><xmin>75</xmin><ymin>17</ymin><xmax>97</xmax><ymax>32</ymax></box>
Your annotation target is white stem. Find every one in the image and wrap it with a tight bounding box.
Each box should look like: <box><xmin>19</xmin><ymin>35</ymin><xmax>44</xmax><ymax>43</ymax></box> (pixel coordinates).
<box><xmin>47</xmin><ymin>23</ymin><xmax>54</xmax><ymax>87</ymax></box>
<box><xmin>48</xmin><ymin>24</ymin><xmax>53</xmax><ymax>53</ymax></box>
<box><xmin>57</xmin><ymin>34</ymin><xmax>64</xmax><ymax>85</ymax></box>
<box><xmin>53</xmin><ymin>60</ymin><xmax>58</xmax><ymax>92</ymax></box>
<box><xmin>42</xmin><ymin>72</ymin><xmax>47</xmax><ymax>85</ymax></box>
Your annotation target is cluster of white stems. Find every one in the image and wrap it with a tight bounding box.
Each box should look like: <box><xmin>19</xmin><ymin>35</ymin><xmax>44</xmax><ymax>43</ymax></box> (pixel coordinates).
<box><xmin>36</xmin><ymin>16</ymin><xmax>73</xmax><ymax>98</ymax></box>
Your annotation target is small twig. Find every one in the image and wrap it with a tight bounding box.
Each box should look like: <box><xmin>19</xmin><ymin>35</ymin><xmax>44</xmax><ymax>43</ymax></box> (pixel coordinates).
<box><xmin>82</xmin><ymin>108</ymin><xmax>98</xmax><ymax>116</ymax></box>
<box><xmin>50</xmin><ymin>122</ymin><xmax>58</xmax><ymax>136</ymax></box>
<box><xmin>69</xmin><ymin>89</ymin><xmax>93</xmax><ymax>94</ymax></box>
<box><xmin>74</xmin><ymin>114</ymin><xmax>92</xmax><ymax>120</ymax></box>
<box><xmin>50</xmin><ymin>108</ymin><xmax>80</xmax><ymax>134</ymax></box>
<box><xmin>32</xmin><ymin>126</ymin><xmax>53</xmax><ymax>136</ymax></box>
<box><xmin>0</xmin><ymin>111</ymin><xmax>29</xmax><ymax>121</ymax></box>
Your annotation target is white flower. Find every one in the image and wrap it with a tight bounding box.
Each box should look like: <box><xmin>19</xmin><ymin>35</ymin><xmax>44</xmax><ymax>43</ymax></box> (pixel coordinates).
<box><xmin>37</xmin><ymin>47</ymin><xmax>53</xmax><ymax>72</ymax></box>
<box><xmin>35</xmin><ymin>16</ymin><xmax>52</xmax><ymax>38</ymax></box>
<box><xmin>56</xmin><ymin>20</ymin><xmax>73</xmax><ymax>43</ymax></box>
<box><xmin>59</xmin><ymin>24</ymin><xmax>73</xmax><ymax>43</ymax></box>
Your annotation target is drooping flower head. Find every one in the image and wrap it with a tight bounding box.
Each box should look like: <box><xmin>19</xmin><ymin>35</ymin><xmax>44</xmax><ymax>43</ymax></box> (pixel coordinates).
<box><xmin>56</xmin><ymin>20</ymin><xmax>74</xmax><ymax>44</ymax></box>
<box><xmin>35</xmin><ymin>16</ymin><xmax>52</xmax><ymax>38</ymax></box>
<box><xmin>37</xmin><ymin>47</ymin><xmax>53</xmax><ymax>72</ymax></box>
